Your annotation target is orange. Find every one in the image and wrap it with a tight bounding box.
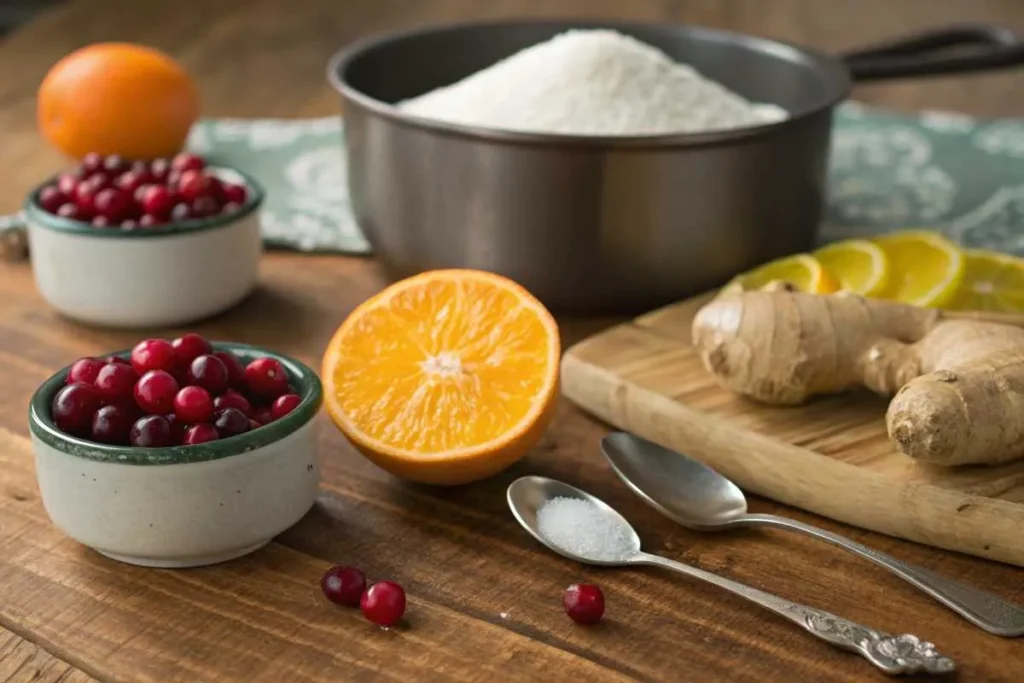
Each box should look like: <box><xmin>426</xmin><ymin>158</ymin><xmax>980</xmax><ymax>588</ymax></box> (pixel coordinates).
<box><xmin>322</xmin><ymin>269</ymin><xmax>561</xmax><ymax>485</ymax></box>
<box><xmin>38</xmin><ymin>42</ymin><xmax>200</xmax><ymax>160</ymax></box>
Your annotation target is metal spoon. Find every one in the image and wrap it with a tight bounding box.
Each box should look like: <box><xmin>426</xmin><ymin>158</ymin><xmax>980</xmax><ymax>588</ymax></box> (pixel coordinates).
<box><xmin>507</xmin><ymin>475</ymin><xmax>954</xmax><ymax>676</ymax></box>
<box><xmin>601</xmin><ymin>431</ymin><xmax>1024</xmax><ymax>638</ymax></box>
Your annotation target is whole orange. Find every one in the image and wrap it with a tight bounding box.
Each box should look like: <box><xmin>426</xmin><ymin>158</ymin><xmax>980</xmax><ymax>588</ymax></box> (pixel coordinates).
<box><xmin>38</xmin><ymin>42</ymin><xmax>200</xmax><ymax>160</ymax></box>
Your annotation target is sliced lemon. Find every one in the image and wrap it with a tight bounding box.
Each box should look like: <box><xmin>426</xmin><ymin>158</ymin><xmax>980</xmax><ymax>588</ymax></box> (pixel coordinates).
<box><xmin>872</xmin><ymin>231</ymin><xmax>965</xmax><ymax>307</ymax></box>
<box><xmin>948</xmin><ymin>249</ymin><xmax>1024</xmax><ymax>312</ymax></box>
<box><xmin>723</xmin><ymin>254</ymin><xmax>840</xmax><ymax>295</ymax></box>
<box><xmin>812</xmin><ymin>239</ymin><xmax>890</xmax><ymax>297</ymax></box>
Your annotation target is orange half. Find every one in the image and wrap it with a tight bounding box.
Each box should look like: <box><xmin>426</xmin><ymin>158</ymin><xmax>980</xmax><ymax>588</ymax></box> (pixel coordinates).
<box><xmin>322</xmin><ymin>269</ymin><xmax>560</xmax><ymax>485</ymax></box>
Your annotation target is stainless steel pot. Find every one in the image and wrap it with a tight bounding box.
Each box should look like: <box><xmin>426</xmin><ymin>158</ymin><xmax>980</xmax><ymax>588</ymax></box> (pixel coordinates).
<box><xmin>328</xmin><ymin>20</ymin><xmax>1024</xmax><ymax>313</ymax></box>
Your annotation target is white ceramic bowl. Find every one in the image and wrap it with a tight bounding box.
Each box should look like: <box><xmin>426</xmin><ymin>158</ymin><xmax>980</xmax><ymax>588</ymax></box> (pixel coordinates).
<box><xmin>24</xmin><ymin>167</ymin><xmax>264</xmax><ymax>328</ymax></box>
<box><xmin>28</xmin><ymin>343</ymin><xmax>322</xmax><ymax>568</ymax></box>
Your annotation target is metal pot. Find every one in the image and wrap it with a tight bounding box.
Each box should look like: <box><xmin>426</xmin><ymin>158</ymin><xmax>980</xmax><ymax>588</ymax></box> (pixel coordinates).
<box><xmin>328</xmin><ymin>20</ymin><xmax>1024</xmax><ymax>313</ymax></box>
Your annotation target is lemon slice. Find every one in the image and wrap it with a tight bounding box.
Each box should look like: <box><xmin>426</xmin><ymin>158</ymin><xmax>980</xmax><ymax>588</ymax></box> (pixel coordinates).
<box><xmin>812</xmin><ymin>240</ymin><xmax>890</xmax><ymax>297</ymax></box>
<box><xmin>724</xmin><ymin>254</ymin><xmax>840</xmax><ymax>295</ymax></box>
<box><xmin>872</xmin><ymin>231</ymin><xmax>965</xmax><ymax>307</ymax></box>
<box><xmin>948</xmin><ymin>249</ymin><xmax>1024</xmax><ymax>312</ymax></box>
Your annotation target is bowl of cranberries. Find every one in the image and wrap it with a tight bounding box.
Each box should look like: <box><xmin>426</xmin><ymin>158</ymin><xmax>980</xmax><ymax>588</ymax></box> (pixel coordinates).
<box><xmin>24</xmin><ymin>152</ymin><xmax>264</xmax><ymax>328</ymax></box>
<box><xmin>28</xmin><ymin>333</ymin><xmax>322</xmax><ymax>569</ymax></box>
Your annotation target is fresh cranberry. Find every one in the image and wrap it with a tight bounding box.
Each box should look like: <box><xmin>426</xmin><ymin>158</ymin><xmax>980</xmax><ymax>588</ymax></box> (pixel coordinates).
<box><xmin>56</xmin><ymin>172</ymin><xmax>80</xmax><ymax>196</ymax></box>
<box><xmin>166</xmin><ymin>170</ymin><xmax>183</xmax><ymax>190</ymax></box>
<box><xmin>115</xmin><ymin>171</ymin><xmax>144</xmax><ymax>195</ymax></box>
<box><xmin>39</xmin><ymin>186</ymin><xmax>67</xmax><ymax>213</ymax></box>
<box><xmin>171</xmin><ymin>152</ymin><xmax>205</xmax><ymax>173</ymax></box>
<box><xmin>213</xmin><ymin>351</ymin><xmax>245</xmax><ymax>386</ymax></box>
<box><xmin>214</xmin><ymin>407</ymin><xmax>250</xmax><ymax>436</ymax></box>
<box><xmin>81</xmin><ymin>152</ymin><xmax>103</xmax><ymax>174</ymax></box>
<box><xmin>130</xmin><ymin>415</ymin><xmax>172</xmax><ymax>447</ymax></box>
<box><xmin>130</xmin><ymin>338</ymin><xmax>176</xmax><ymax>374</ymax></box>
<box><xmin>221</xmin><ymin>202</ymin><xmax>242</xmax><ymax>215</ymax></box>
<box><xmin>91</xmin><ymin>404</ymin><xmax>133</xmax><ymax>445</ymax></box>
<box><xmin>361</xmin><ymin>581</ymin><xmax>406</xmax><ymax>626</ymax></box>
<box><xmin>150</xmin><ymin>158</ymin><xmax>171</xmax><ymax>181</ymax></box>
<box><xmin>271</xmin><ymin>393</ymin><xmax>302</xmax><ymax>420</ymax></box>
<box><xmin>73</xmin><ymin>181</ymin><xmax>100</xmax><ymax>217</ymax></box>
<box><xmin>139</xmin><ymin>214</ymin><xmax>162</xmax><ymax>228</ymax></box>
<box><xmin>105</xmin><ymin>355</ymin><xmax>131</xmax><ymax>366</ymax></box>
<box><xmin>169</xmin><ymin>203</ymin><xmax>191</xmax><ymax>222</ymax></box>
<box><xmin>67</xmin><ymin>357</ymin><xmax>105</xmax><ymax>385</ymax></box>
<box><xmin>190</xmin><ymin>196</ymin><xmax>219</xmax><ymax>218</ymax></box>
<box><xmin>141</xmin><ymin>185</ymin><xmax>174</xmax><ymax>218</ymax></box>
<box><xmin>134</xmin><ymin>370</ymin><xmax>179</xmax><ymax>415</ymax></box>
<box><xmin>188</xmin><ymin>354</ymin><xmax>229</xmax><ymax>395</ymax></box>
<box><xmin>83</xmin><ymin>172</ymin><xmax>111</xmax><ymax>191</ymax></box>
<box><xmin>253</xmin><ymin>407</ymin><xmax>274</xmax><ymax>425</ymax></box>
<box><xmin>120</xmin><ymin>219</ymin><xmax>138</xmax><ymax>230</ymax></box>
<box><xmin>174</xmin><ymin>386</ymin><xmax>213</xmax><ymax>423</ymax></box>
<box><xmin>213</xmin><ymin>390</ymin><xmax>252</xmax><ymax>417</ymax></box>
<box><xmin>178</xmin><ymin>170</ymin><xmax>217</xmax><ymax>202</ymax></box>
<box><xmin>52</xmin><ymin>383</ymin><xmax>101</xmax><ymax>436</ymax></box>
<box><xmin>102</xmin><ymin>154</ymin><xmax>127</xmax><ymax>176</ymax></box>
<box><xmin>94</xmin><ymin>362</ymin><xmax>138</xmax><ymax>403</ymax></box>
<box><xmin>129</xmin><ymin>160</ymin><xmax>154</xmax><ymax>183</ymax></box>
<box><xmin>56</xmin><ymin>203</ymin><xmax>83</xmax><ymax>220</ymax></box>
<box><xmin>91</xmin><ymin>216</ymin><xmax>110</xmax><ymax>228</ymax></box>
<box><xmin>320</xmin><ymin>566</ymin><xmax>366</xmax><ymax>607</ymax></box>
<box><xmin>563</xmin><ymin>584</ymin><xmax>605</xmax><ymax>625</ymax></box>
<box><xmin>221</xmin><ymin>183</ymin><xmax>248</xmax><ymax>205</ymax></box>
<box><xmin>183</xmin><ymin>423</ymin><xmax>219</xmax><ymax>445</ymax></box>
<box><xmin>94</xmin><ymin>188</ymin><xmax>130</xmax><ymax>222</ymax></box>
<box><xmin>165</xmin><ymin>413</ymin><xmax>186</xmax><ymax>443</ymax></box>
<box><xmin>245</xmin><ymin>357</ymin><xmax>289</xmax><ymax>398</ymax></box>
<box><xmin>171</xmin><ymin>333</ymin><xmax>212</xmax><ymax>366</ymax></box>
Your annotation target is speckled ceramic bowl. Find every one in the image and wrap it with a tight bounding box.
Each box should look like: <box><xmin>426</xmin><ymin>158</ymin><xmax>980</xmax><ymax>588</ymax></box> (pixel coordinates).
<box><xmin>24</xmin><ymin>166</ymin><xmax>264</xmax><ymax>328</ymax></box>
<box><xmin>28</xmin><ymin>343</ymin><xmax>322</xmax><ymax>568</ymax></box>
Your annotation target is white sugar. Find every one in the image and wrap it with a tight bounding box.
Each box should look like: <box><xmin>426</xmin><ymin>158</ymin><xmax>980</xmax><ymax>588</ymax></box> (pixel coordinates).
<box><xmin>536</xmin><ymin>496</ymin><xmax>636</xmax><ymax>561</ymax></box>
<box><xmin>398</xmin><ymin>29</ymin><xmax>788</xmax><ymax>136</ymax></box>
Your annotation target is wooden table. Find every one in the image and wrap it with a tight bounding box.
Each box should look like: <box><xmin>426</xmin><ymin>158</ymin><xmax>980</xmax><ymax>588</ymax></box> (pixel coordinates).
<box><xmin>1</xmin><ymin>1</ymin><xmax>1023</xmax><ymax>681</ymax></box>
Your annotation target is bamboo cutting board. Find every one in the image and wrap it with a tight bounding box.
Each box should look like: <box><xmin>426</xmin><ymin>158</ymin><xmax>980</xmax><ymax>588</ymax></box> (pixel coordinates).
<box><xmin>561</xmin><ymin>293</ymin><xmax>1024</xmax><ymax>568</ymax></box>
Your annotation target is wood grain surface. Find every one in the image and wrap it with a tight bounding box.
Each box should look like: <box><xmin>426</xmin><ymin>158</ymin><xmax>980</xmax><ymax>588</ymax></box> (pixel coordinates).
<box><xmin>1</xmin><ymin>1</ymin><xmax>1023</xmax><ymax>682</ymax></box>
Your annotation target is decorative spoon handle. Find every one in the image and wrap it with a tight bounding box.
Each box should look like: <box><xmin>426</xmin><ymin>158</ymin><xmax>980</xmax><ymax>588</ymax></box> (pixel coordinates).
<box><xmin>635</xmin><ymin>552</ymin><xmax>955</xmax><ymax>676</ymax></box>
<box><xmin>743</xmin><ymin>513</ymin><xmax>1024</xmax><ymax>636</ymax></box>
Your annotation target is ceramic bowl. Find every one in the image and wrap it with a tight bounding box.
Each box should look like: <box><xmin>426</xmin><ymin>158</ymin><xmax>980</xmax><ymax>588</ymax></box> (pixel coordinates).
<box><xmin>28</xmin><ymin>343</ymin><xmax>322</xmax><ymax>568</ymax></box>
<box><xmin>24</xmin><ymin>167</ymin><xmax>264</xmax><ymax>328</ymax></box>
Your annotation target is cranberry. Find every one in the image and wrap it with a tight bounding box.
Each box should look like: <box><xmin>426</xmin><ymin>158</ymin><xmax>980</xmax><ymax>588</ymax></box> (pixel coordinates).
<box><xmin>115</xmin><ymin>171</ymin><xmax>143</xmax><ymax>194</ymax></box>
<box><xmin>221</xmin><ymin>202</ymin><xmax>242</xmax><ymax>215</ymax></box>
<box><xmin>165</xmin><ymin>413</ymin><xmax>186</xmax><ymax>443</ymax></box>
<box><xmin>213</xmin><ymin>351</ymin><xmax>245</xmax><ymax>386</ymax></box>
<box><xmin>52</xmin><ymin>383</ymin><xmax>101</xmax><ymax>436</ymax></box>
<box><xmin>56</xmin><ymin>203</ymin><xmax>83</xmax><ymax>220</ymax></box>
<box><xmin>81</xmin><ymin>152</ymin><xmax>103</xmax><ymax>174</ymax></box>
<box><xmin>94</xmin><ymin>362</ymin><xmax>138</xmax><ymax>403</ymax></box>
<box><xmin>56</xmin><ymin>172</ymin><xmax>80</xmax><ymax>196</ymax></box>
<box><xmin>134</xmin><ymin>370</ymin><xmax>179</xmax><ymax>415</ymax></box>
<box><xmin>213</xmin><ymin>390</ymin><xmax>252</xmax><ymax>417</ymax></box>
<box><xmin>171</xmin><ymin>152</ymin><xmax>205</xmax><ymax>173</ymax></box>
<box><xmin>129</xmin><ymin>160</ymin><xmax>154</xmax><ymax>182</ymax></box>
<box><xmin>141</xmin><ymin>185</ymin><xmax>174</xmax><ymax>218</ymax></box>
<box><xmin>150</xmin><ymin>158</ymin><xmax>171</xmax><ymax>181</ymax></box>
<box><xmin>188</xmin><ymin>354</ymin><xmax>229</xmax><ymax>395</ymax></box>
<box><xmin>169</xmin><ymin>203</ymin><xmax>191</xmax><ymax>222</ymax></box>
<box><xmin>73</xmin><ymin>181</ymin><xmax>100</xmax><ymax>217</ymax></box>
<box><xmin>83</xmin><ymin>172</ymin><xmax>112</xmax><ymax>191</ymax></box>
<box><xmin>174</xmin><ymin>386</ymin><xmax>213</xmax><ymax>423</ymax></box>
<box><xmin>248</xmin><ymin>418</ymin><xmax>262</xmax><ymax>430</ymax></box>
<box><xmin>67</xmin><ymin>357</ymin><xmax>105</xmax><ymax>385</ymax></box>
<box><xmin>245</xmin><ymin>357</ymin><xmax>289</xmax><ymax>398</ymax></box>
<box><xmin>39</xmin><ymin>186</ymin><xmax>67</xmax><ymax>213</ymax></box>
<box><xmin>120</xmin><ymin>219</ymin><xmax>138</xmax><ymax>230</ymax></box>
<box><xmin>139</xmin><ymin>214</ymin><xmax>162</xmax><ymax>228</ymax></box>
<box><xmin>183</xmin><ymin>423</ymin><xmax>219</xmax><ymax>445</ymax></box>
<box><xmin>221</xmin><ymin>183</ymin><xmax>248</xmax><ymax>205</ymax></box>
<box><xmin>361</xmin><ymin>581</ymin><xmax>406</xmax><ymax>626</ymax></box>
<box><xmin>102</xmin><ymin>154</ymin><xmax>127</xmax><ymax>176</ymax></box>
<box><xmin>178</xmin><ymin>170</ymin><xmax>217</xmax><ymax>202</ymax></box>
<box><xmin>95</xmin><ymin>188</ymin><xmax>130</xmax><ymax>222</ymax></box>
<box><xmin>320</xmin><ymin>566</ymin><xmax>366</xmax><ymax>607</ymax></box>
<box><xmin>130</xmin><ymin>338</ymin><xmax>176</xmax><ymax>374</ymax></box>
<box><xmin>91</xmin><ymin>404</ymin><xmax>133</xmax><ymax>445</ymax></box>
<box><xmin>254</xmin><ymin>407</ymin><xmax>274</xmax><ymax>425</ymax></box>
<box><xmin>563</xmin><ymin>584</ymin><xmax>605</xmax><ymax>625</ymax></box>
<box><xmin>105</xmin><ymin>355</ymin><xmax>130</xmax><ymax>366</ymax></box>
<box><xmin>214</xmin><ymin>407</ymin><xmax>250</xmax><ymax>436</ymax></box>
<box><xmin>171</xmin><ymin>333</ymin><xmax>212</xmax><ymax>366</ymax></box>
<box><xmin>190</xmin><ymin>196</ymin><xmax>219</xmax><ymax>218</ymax></box>
<box><xmin>167</xmin><ymin>170</ymin><xmax>183</xmax><ymax>190</ymax></box>
<box><xmin>130</xmin><ymin>415</ymin><xmax>172</xmax><ymax>447</ymax></box>
<box><xmin>271</xmin><ymin>393</ymin><xmax>302</xmax><ymax>420</ymax></box>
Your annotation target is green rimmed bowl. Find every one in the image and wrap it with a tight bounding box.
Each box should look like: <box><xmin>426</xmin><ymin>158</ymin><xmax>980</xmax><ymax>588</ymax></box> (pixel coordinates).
<box><xmin>28</xmin><ymin>343</ymin><xmax>322</xmax><ymax>568</ymax></box>
<box><xmin>24</xmin><ymin>166</ymin><xmax>265</xmax><ymax>329</ymax></box>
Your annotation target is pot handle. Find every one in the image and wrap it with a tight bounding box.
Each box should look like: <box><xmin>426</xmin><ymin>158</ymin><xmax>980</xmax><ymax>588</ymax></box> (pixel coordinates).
<box><xmin>841</xmin><ymin>24</ymin><xmax>1024</xmax><ymax>82</ymax></box>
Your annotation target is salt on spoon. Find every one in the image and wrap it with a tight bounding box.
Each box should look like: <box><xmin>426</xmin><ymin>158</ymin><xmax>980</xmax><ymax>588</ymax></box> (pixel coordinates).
<box><xmin>536</xmin><ymin>496</ymin><xmax>636</xmax><ymax>562</ymax></box>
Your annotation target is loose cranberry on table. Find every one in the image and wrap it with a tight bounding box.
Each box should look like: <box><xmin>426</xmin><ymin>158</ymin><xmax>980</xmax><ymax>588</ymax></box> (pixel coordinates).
<box><xmin>361</xmin><ymin>581</ymin><xmax>407</xmax><ymax>626</ymax></box>
<box><xmin>321</xmin><ymin>566</ymin><xmax>367</xmax><ymax>607</ymax></box>
<box><xmin>563</xmin><ymin>583</ymin><xmax>605</xmax><ymax>625</ymax></box>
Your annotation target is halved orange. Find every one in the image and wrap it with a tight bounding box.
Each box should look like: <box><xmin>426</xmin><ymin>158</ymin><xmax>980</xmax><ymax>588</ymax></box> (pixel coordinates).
<box><xmin>322</xmin><ymin>269</ymin><xmax>561</xmax><ymax>485</ymax></box>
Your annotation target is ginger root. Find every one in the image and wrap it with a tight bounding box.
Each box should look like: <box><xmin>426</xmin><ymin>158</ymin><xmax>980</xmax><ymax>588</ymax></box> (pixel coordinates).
<box><xmin>691</xmin><ymin>289</ymin><xmax>1024</xmax><ymax>466</ymax></box>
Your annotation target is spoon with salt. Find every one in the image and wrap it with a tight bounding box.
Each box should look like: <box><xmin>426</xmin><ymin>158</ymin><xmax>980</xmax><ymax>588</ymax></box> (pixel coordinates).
<box><xmin>507</xmin><ymin>475</ymin><xmax>954</xmax><ymax>676</ymax></box>
<box><xmin>600</xmin><ymin>431</ymin><xmax>1024</xmax><ymax>637</ymax></box>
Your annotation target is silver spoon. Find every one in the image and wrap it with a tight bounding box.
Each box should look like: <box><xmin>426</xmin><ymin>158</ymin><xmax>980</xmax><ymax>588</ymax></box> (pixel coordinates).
<box><xmin>601</xmin><ymin>431</ymin><xmax>1024</xmax><ymax>638</ymax></box>
<box><xmin>508</xmin><ymin>476</ymin><xmax>954</xmax><ymax>676</ymax></box>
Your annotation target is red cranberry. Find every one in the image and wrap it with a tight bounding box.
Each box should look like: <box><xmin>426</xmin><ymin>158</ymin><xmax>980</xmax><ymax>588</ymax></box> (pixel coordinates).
<box><xmin>253</xmin><ymin>407</ymin><xmax>274</xmax><ymax>425</ymax></box>
<box><xmin>245</xmin><ymin>357</ymin><xmax>289</xmax><ymax>398</ymax></box>
<box><xmin>139</xmin><ymin>214</ymin><xmax>162</xmax><ymax>228</ymax></box>
<box><xmin>91</xmin><ymin>216</ymin><xmax>111</xmax><ymax>228</ymax></box>
<box><xmin>361</xmin><ymin>581</ymin><xmax>406</xmax><ymax>626</ymax></box>
<box><xmin>213</xmin><ymin>390</ymin><xmax>252</xmax><ymax>417</ymax></box>
<box><xmin>190</xmin><ymin>196</ymin><xmax>219</xmax><ymax>218</ymax></box>
<box><xmin>120</xmin><ymin>219</ymin><xmax>138</xmax><ymax>230</ymax></box>
<box><xmin>171</xmin><ymin>152</ymin><xmax>205</xmax><ymax>173</ymax></box>
<box><xmin>320</xmin><ymin>566</ymin><xmax>366</xmax><ymax>607</ymax></box>
<box><xmin>102</xmin><ymin>154</ymin><xmax>127</xmax><ymax>176</ymax></box>
<box><xmin>141</xmin><ymin>185</ymin><xmax>174</xmax><ymax>218</ymax></box>
<box><xmin>115</xmin><ymin>171</ymin><xmax>144</xmax><ymax>194</ymax></box>
<box><xmin>81</xmin><ymin>152</ymin><xmax>103</xmax><ymax>174</ymax></box>
<box><xmin>73</xmin><ymin>181</ymin><xmax>100</xmax><ymax>217</ymax></box>
<box><xmin>56</xmin><ymin>203</ymin><xmax>83</xmax><ymax>220</ymax></box>
<box><xmin>52</xmin><ymin>383</ymin><xmax>101</xmax><ymax>436</ymax></box>
<box><xmin>178</xmin><ymin>169</ymin><xmax>217</xmax><ymax>202</ymax></box>
<box><xmin>94</xmin><ymin>188</ymin><xmax>129</xmax><ymax>222</ymax></box>
<box><xmin>67</xmin><ymin>357</ymin><xmax>105</xmax><ymax>385</ymax></box>
<box><xmin>83</xmin><ymin>172</ymin><xmax>112</xmax><ymax>191</ymax></box>
<box><xmin>174</xmin><ymin>386</ymin><xmax>213</xmax><ymax>423</ymax></box>
<box><xmin>563</xmin><ymin>584</ymin><xmax>605</xmax><ymax>625</ymax></box>
<box><xmin>94</xmin><ymin>362</ymin><xmax>138</xmax><ymax>403</ymax></box>
<box><xmin>130</xmin><ymin>338</ymin><xmax>176</xmax><ymax>374</ymax></box>
<box><xmin>56</xmin><ymin>172</ymin><xmax>80</xmax><ymax>196</ymax></box>
<box><xmin>171</xmin><ymin>333</ymin><xmax>212</xmax><ymax>366</ymax></box>
<box><xmin>130</xmin><ymin>415</ymin><xmax>172</xmax><ymax>447</ymax></box>
<box><xmin>166</xmin><ymin>170</ymin><xmax>183</xmax><ymax>190</ymax></box>
<box><xmin>221</xmin><ymin>183</ymin><xmax>248</xmax><ymax>205</ymax></box>
<box><xmin>214</xmin><ymin>407</ymin><xmax>250</xmax><ymax>436</ymax></box>
<box><xmin>183</xmin><ymin>423</ymin><xmax>219</xmax><ymax>445</ymax></box>
<box><xmin>105</xmin><ymin>355</ymin><xmax>130</xmax><ymax>366</ymax></box>
<box><xmin>188</xmin><ymin>354</ymin><xmax>229</xmax><ymax>395</ymax></box>
<box><xmin>169</xmin><ymin>203</ymin><xmax>191</xmax><ymax>222</ymax></box>
<box><xmin>165</xmin><ymin>413</ymin><xmax>185</xmax><ymax>443</ymax></box>
<box><xmin>91</xmin><ymin>404</ymin><xmax>133</xmax><ymax>445</ymax></box>
<box><xmin>150</xmin><ymin>158</ymin><xmax>171</xmax><ymax>181</ymax></box>
<box><xmin>271</xmin><ymin>393</ymin><xmax>302</xmax><ymax>420</ymax></box>
<box><xmin>39</xmin><ymin>186</ymin><xmax>68</xmax><ymax>213</ymax></box>
<box><xmin>213</xmin><ymin>351</ymin><xmax>246</xmax><ymax>386</ymax></box>
<box><xmin>134</xmin><ymin>370</ymin><xmax>179</xmax><ymax>415</ymax></box>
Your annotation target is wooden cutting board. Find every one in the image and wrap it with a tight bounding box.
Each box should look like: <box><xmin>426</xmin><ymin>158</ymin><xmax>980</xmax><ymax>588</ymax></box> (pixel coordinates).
<box><xmin>561</xmin><ymin>293</ymin><xmax>1024</xmax><ymax>568</ymax></box>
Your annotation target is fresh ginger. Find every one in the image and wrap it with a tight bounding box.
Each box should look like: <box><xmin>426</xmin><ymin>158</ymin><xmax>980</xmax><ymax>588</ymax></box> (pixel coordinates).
<box><xmin>691</xmin><ymin>289</ymin><xmax>1024</xmax><ymax>466</ymax></box>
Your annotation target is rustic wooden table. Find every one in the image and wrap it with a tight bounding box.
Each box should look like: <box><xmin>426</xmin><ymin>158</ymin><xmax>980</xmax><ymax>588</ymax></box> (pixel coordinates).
<box><xmin>1</xmin><ymin>1</ymin><xmax>1023</xmax><ymax>681</ymax></box>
